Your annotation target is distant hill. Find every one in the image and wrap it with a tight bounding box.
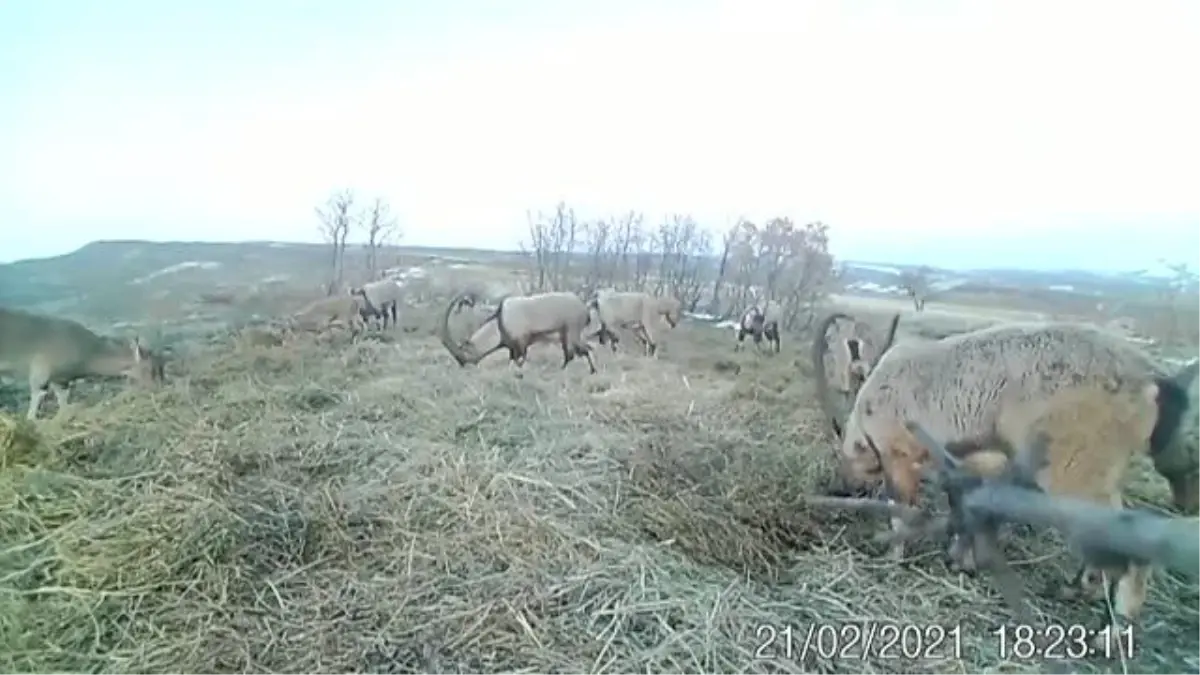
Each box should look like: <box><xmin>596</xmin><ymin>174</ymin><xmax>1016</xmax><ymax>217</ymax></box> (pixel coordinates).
<box><xmin>836</xmin><ymin>259</ymin><xmax>1197</xmax><ymax>300</ymax></box>
<box><xmin>1</xmin><ymin>239</ymin><xmax>1193</xmax><ymax>320</ymax></box>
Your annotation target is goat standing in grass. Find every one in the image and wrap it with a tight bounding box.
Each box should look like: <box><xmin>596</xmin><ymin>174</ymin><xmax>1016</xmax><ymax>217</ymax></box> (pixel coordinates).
<box><xmin>588</xmin><ymin>290</ymin><xmax>681</xmax><ymax>357</ymax></box>
<box><xmin>439</xmin><ymin>290</ymin><xmax>597</xmax><ymax>373</ymax></box>
<box><xmin>350</xmin><ymin>279</ymin><xmax>403</xmax><ymax>329</ymax></box>
<box><xmin>823</xmin><ymin>321</ymin><xmax>1200</xmax><ymax>562</ymax></box>
<box><xmin>0</xmin><ymin>307</ymin><xmax>165</xmax><ymax>420</ymax></box>
<box><xmin>734</xmin><ymin>304</ymin><xmax>781</xmax><ymax>353</ymax></box>
<box><xmin>890</xmin><ymin>376</ymin><xmax>1195</xmax><ymax>655</ymax></box>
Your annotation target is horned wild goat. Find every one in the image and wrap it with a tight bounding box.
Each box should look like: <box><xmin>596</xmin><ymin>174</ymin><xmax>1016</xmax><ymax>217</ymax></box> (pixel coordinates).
<box><xmin>888</xmin><ymin>376</ymin><xmax>1197</xmax><ymax>652</ymax></box>
<box><xmin>350</xmin><ymin>279</ymin><xmax>403</xmax><ymax>329</ymax></box>
<box><xmin>0</xmin><ymin>307</ymin><xmax>166</xmax><ymax>420</ymax></box>
<box><xmin>438</xmin><ymin>290</ymin><xmax>597</xmax><ymax>373</ymax></box>
<box><xmin>734</xmin><ymin>304</ymin><xmax>781</xmax><ymax>353</ymax></box>
<box><xmin>588</xmin><ymin>289</ymin><xmax>682</xmax><ymax>357</ymax></box>
<box><xmin>819</xmin><ymin>321</ymin><xmax>1200</xmax><ymax>560</ymax></box>
<box><xmin>810</xmin><ymin>311</ymin><xmax>901</xmax><ymax>438</ymax></box>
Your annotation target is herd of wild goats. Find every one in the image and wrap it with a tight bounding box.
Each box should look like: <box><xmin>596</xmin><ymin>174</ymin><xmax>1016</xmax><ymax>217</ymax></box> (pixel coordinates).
<box><xmin>1</xmin><ymin>278</ymin><xmax>1198</xmax><ymax>659</ymax></box>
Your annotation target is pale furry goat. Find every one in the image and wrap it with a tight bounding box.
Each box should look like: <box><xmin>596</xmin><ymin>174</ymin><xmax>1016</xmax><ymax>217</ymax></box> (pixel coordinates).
<box><xmin>823</xmin><ymin>321</ymin><xmax>1200</xmax><ymax>559</ymax></box>
<box><xmin>350</xmin><ymin>279</ymin><xmax>404</xmax><ymax>329</ymax></box>
<box><xmin>0</xmin><ymin>307</ymin><xmax>165</xmax><ymax>420</ymax></box>
<box><xmin>290</xmin><ymin>295</ymin><xmax>368</xmax><ymax>337</ymax></box>
<box><xmin>588</xmin><ymin>290</ymin><xmax>682</xmax><ymax>357</ymax></box>
<box><xmin>439</xmin><ymin>291</ymin><xmax>597</xmax><ymax>373</ymax></box>
<box><xmin>888</xmin><ymin>376</ymin><xmax>1196</xmax><ymax>652</ymax></box>
<box><xmin>810</xmin><ymin>311</ymin><xmax>901</xmax><ymax>438</ymax></box>
<box><xmin>806</xmin><ymin>376</ymin><xmax>1196</xmax><ymax>653</ymax></box>
<box><xmin>734</xmin><ymin>304</ymin><xmax>781</xmax><ymax>353</ymax></box>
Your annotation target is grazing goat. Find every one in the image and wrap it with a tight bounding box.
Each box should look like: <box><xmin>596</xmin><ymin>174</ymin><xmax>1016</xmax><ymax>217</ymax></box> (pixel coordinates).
<box><xmin>807</xmin><ymin>379</ymin><xmax>1196</xmax><ymax>655</ymax></box>
<box><xmin>811</xmin><ymin>311</ymin><xmax>901</xmax><ymax>438</ymax></box>
<box><xmin>439</xmin><ymin>291</ymin><xmax>597</xmax><ymax>373</ymax></box>
<box><xmin>827</xmin><ymin>321</ymin><xmax>1200</xmax><ymax>559</ymax></box>
<box><xmin>734</xmin><ymin>304</ymin><xmax>781</xmax><ymax>353</ymax></box>
<box><xmin>588</xmin><ymin>290</ymin><xmax>681</xmax><ymax>357</ymax></box>
<box><xmin>0</xmin><ymin>307</ymin><xmax>165</xmax><ymax>420</ymax></box>
<box><xmin>350</xmin><ymin>279</ymin><xmax>403</xmax><ymax>329</ymax></box>
<box><xmin>891</xmin><ymin>377</ymin><xmax>1195</xmax><ymax>653</ymax></box>
<box><xmin>291</xmin><ymin>295</ymin><xmax>367</xmax><ymax>337</ymax></box>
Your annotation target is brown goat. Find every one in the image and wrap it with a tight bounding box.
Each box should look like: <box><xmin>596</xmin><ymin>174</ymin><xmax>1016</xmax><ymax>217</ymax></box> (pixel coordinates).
<box><xmin>589</xmin><ymin>290</ymin><xmax>682</xmax><ymax>357</ymax></box>
<box><xmin>828</xmin><ymin>323</ymin><xmax>1200</xmax><ymax>541</ymax></box>
<box><xmin>438</xmin><ymin>291</ymin><xmax>597</xmax><ymax>373</ymax></box>
<box><xmin>890</xmin><ymin>375</ymin><xmax>1196</xmax><ymax>654</ymax></box>
<box><xmin>0</xmin><ymin>307</ymin><xmax>165</xmax><ymax>420</ymax></box>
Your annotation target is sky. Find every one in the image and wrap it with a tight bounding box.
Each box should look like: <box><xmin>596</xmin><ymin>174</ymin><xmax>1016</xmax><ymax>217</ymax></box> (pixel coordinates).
<box><xmin>1</xmin><ymin>0</ymin><xmax>1197</xmax><ymax>272</ymax></box>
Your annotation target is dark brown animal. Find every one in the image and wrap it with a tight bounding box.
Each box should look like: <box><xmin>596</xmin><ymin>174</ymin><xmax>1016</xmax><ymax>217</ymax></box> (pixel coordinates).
<box><xmin>735</xmin><ymin>305</ymin><xmax>781</xmax><ymax>353</ymax></box>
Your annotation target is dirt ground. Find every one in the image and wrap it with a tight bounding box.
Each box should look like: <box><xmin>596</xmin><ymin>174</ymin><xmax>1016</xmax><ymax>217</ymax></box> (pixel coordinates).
<box><xmin>1</xmin><ymin>301</ymin><xmax>1197</xmax><ymax>674</ymax></box>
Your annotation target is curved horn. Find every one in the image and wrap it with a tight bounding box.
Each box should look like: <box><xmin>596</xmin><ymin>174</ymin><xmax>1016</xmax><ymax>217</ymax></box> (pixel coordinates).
<box><xmin>811</xmin><ymin>312</ymin><xmax>856</xmax><ymax>438</ymax></box>
<box><xmin>438</xmin><ymin>291</ymin><xmax>477</xmax><ymax>367</ymax></box>
<box><xmin>869</xmin><ymin>313</ymin><xmax>901</xmax><ymax>371</ymax></box>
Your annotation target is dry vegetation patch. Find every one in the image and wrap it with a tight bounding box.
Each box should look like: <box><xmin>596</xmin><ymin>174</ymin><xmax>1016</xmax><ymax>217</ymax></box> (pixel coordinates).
<box><xmin>1</xmin><ymin>322</ymin><xmax>1196</xmax><ymax>674</ymax></box>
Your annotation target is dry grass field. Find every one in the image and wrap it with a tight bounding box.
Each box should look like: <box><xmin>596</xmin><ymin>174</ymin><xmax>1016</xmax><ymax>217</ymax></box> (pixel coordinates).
<box><xmin>0</xmin><ymin>252</ymin><xmax>1197</xmax><ymax>674</ymax></box>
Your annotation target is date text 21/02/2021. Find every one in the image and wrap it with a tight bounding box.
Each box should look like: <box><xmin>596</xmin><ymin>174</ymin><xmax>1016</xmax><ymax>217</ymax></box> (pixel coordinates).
<box><xmin>754</xmin><ymin>622</ymin><xmax>964</xmax><ymax>662</ymax></box>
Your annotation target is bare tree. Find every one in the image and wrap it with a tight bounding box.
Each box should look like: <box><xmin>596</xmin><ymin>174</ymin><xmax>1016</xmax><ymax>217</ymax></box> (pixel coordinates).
<box><xmin>521</xmin><ymin>203</ymin><xmax>585</xmax><ymax>293</ymax></box>
<box><xmin>651</xmin><ymin>214</ymin><xmax>712</xmax><ymax>311</ymax></box>
<box><xmin>363</xmin><ymin>197</ymin><xmax>399</xmax><ymax>280</ymax></box>
<box><xmin>316</xmin><ymin>190</ymin><xmax>358</xmax><ymax>295</ymax></box>
<box><xmin>900</xmin><ymin>266</ymin><xmax>934</xmax><ymax>312</ymax></box>
<box><xmin>1154</xmin><ymin>261</ymin><xmax>1200</xmax><ymax>346</ymax></box>
<box><xmin>707</xmin><ymin>218</ymin><xmax>834</xmax><ymax>329</ymax></box>
<box><xmin>518</xmin><ymin>205</ymin><xmax>835</xmax><ymax>331</ymax></box>
<box><xmin>707</xmin><ymin>221</ymin><xmax>741</xmax><ymax>316</ymax></box>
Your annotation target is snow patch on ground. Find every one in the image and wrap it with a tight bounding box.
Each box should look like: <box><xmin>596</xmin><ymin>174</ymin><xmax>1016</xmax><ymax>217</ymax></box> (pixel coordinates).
<box><xmin>131</xmin><ymin>261</ymin><xmax>221</xmax><ymax>284</ymax></box>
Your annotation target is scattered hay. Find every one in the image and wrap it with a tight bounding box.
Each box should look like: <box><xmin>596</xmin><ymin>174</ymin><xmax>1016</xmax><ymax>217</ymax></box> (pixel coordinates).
<box><xmin>0</xmin><ymin>413</ymin><xmax>46</xmax><ymax>468</ymax></box>
<box><xmin>0</xmin><ymin>326</ymin><xmax>1195</xmax><ymax>674</ymax></box>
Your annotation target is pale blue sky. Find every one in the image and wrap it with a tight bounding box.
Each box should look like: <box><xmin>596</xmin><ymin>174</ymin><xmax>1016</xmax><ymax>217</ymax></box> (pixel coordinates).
<box><xmin>2</xmin><ymin>0</ymin><xmax>1197</xmax><ymax>272</ymax></box>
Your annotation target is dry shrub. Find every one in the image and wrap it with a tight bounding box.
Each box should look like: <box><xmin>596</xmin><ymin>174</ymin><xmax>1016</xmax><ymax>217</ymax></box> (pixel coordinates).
<box><xmin>0</xmin><ymin>322</ymin><xmax>1196</xmax><ymax>674</ymax></box>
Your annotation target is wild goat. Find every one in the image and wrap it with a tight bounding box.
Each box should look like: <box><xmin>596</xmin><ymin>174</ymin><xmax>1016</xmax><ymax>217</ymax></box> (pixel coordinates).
<box><xmin>825</xmin><ymin>321</ymin><xmax>1200</xmax><ymax>559</ymax></box>
<box><xmin>804</xmin><ymin>378</ymin><xmax>1196</xmax><ymax>653</ymax></box>
<box><xmin>810</xmin><ymin>311</ymin><xmax>901</xmax><ymax>438</ymax></box>
<box><xmin>438</xmin><ymin>291</ymin><xmax>597</xmax><ymax>373</ymax></box>
<box><xmin>886</xmin><ymin>376</ymin><xmax>1196</xmax><ymax>652</ymax></box>
<box><xmin>350</xmin><ymin>279</ymin><xmax>403</xmax><ymax>329</ymax></box>
<box><xmin>734</xmin><ymin>304</ymin><xmax>781</xmax><ymax>353</ymax></box>
<box><xmin>0</xmin><ymin>307</ymin><xmax>165</xmax><ymax>420</ymax></box>
<box><xmin>291</xmin><ymin>295</ymin><xmax>367</xmax><ymax>337</ymax></box>
<box><xmin>588</xmin><ymin>290</ymin><xmax>681</xmax><ymax>357</ymax></box>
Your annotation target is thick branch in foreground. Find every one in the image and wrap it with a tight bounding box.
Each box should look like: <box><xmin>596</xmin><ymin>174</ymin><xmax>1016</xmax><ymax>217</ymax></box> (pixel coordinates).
<box><xmin>962</xmin><ymin>484</ymin><xmax>1200</xmax><ymax>578</ymax></box>
<box><xmin>811</xmin><ymin>422</ymin><xmax>1200</xmax><ymax>580</ymax></box>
